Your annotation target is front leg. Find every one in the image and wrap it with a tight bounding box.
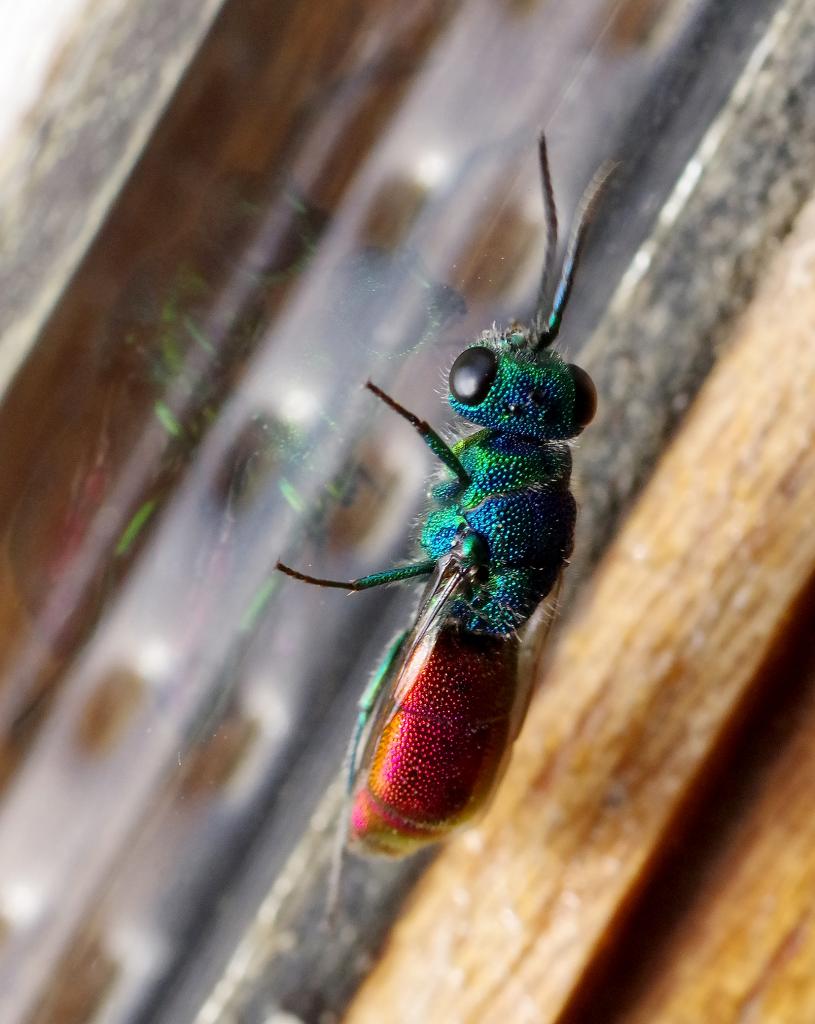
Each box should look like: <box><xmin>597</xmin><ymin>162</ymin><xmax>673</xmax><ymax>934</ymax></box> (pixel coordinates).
<box><xmin>365</xmin><ymin>381</ymin><xmax>470</xmax><ymax>487</ymax></box>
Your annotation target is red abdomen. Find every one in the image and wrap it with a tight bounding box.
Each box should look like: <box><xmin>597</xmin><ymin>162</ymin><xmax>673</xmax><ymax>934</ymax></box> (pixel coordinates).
<box><xmin>350</xmin><ymin>625</ymin><xmax>521</xmax><ymax>856</ymax></box>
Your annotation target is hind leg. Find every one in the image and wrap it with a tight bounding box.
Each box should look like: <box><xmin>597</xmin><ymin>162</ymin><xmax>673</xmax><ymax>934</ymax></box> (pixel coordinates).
<box><xmin>326</xmin><ymin>630</ymin><xmax>408</xmax><ymax>925</ymax></box>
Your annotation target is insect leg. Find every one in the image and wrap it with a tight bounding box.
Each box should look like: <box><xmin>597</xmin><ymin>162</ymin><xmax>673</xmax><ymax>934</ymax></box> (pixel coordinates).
<box><xmin>348</xmin><ymin>630</ymin><xmax>409</xmax><ymax>789</ymax></box>
<box><xmin>365</xmin><ymin>380</ymin><xmax>470</xmax><ymax>487</ymax></box>
<box><xmin>276</xmin><ymin>558</ymin><xmax>435</xmax><ymax>590</ymax></box>
<box><xmin>326</xmin><ymin>630</ymin><xmax>409</xmax><ymax>926</ymax></box>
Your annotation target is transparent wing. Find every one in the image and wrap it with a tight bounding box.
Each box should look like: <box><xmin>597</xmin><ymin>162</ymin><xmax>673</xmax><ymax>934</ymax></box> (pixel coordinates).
<box><xmin>351</xmin><ymin>550</ymin><xmax>475</xmax><ymax>775</ymax></box>
<box><xmin>511</xmin><ymin>570</ymin><xmax>564</xmax><ymax>741</ymax></box>
<box><xmin>386</xmin><ymin>552</ymin><xmax>477</xmax><ymax>711</ymax></box>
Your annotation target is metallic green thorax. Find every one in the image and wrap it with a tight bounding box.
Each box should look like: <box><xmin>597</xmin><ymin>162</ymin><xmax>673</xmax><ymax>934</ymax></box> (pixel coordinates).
<box><xmin>420</xmin><ymin>325</ymin><xmax>580</xmax><ymax>636</ymax></box>
<box><xmin>277</xmin><ymin>141</ymin><xmax>603</xmax><ymax>638</ymax></box>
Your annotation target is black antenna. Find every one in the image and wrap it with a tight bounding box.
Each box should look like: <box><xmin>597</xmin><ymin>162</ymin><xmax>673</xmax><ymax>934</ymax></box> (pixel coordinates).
<box><xmin>534</xmin><ymin>154</ymin><xmax>616</xmax><ymax>350</ymax></box>
<box><xmin>534</xmin><ymin>134</ymin><xmax>559</xmax><ymax>339</ymax></box>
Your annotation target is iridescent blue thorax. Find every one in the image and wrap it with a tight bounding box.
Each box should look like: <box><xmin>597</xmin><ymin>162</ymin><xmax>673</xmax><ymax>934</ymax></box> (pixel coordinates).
<box><xmin>419</xmin><ymin>326</ymin><xmax>591</xmax><ymax>636</ymax></box>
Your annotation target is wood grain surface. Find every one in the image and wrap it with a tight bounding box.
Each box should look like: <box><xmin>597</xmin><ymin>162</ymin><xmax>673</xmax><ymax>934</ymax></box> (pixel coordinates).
<box><xmin>343</xmin><ymin>188</ymin><xmax>815</xmax><ymax>1023</ymax></box>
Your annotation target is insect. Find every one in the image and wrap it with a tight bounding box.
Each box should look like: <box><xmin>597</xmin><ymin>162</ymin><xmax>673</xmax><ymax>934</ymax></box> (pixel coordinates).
<box><xmin>277</xmin><ymin>136</ymin><xmax>609</xmax><ymax>878</ymax></box>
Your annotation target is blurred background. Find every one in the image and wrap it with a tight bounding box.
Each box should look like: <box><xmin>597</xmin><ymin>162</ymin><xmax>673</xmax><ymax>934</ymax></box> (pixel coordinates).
<box><xmin>0</xmin><ymin>0</ymin><xmax>803</xmax><ymax>1021</ymax></box>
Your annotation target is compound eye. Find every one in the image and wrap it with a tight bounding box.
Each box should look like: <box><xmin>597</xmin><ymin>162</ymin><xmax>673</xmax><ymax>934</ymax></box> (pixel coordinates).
<box><xmin>449</xmin><ymin>346</ymin><xmax>498</xmax><ymax>406</ymax></box>
<box><xmin>566</xmin><ymin>363</ymin><xmax>597</xmax><ymax>428</ymax></box>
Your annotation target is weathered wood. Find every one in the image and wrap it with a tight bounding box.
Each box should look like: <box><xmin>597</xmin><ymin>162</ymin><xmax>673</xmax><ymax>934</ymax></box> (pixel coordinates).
<box><xmin>343</xmin><ymin>183</ymin><xmax>815</xmax><ymax>1023</ymax></box>
<box><xmin>588</xmin><ymin>615</ymin><xmax>815</xmax><ymax>1024</ymax></box>
<box><xmin>4</xmin><ymin>0</ymin><xmax>810</xmax><ymax>1020</ymax></box>
<box><xmin>0</xmin><ymin>0</ymin><xmax>226</xmax><ymax>396</ymax></box>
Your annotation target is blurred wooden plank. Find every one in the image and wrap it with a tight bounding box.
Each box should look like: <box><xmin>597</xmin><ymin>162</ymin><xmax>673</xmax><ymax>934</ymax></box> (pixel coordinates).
<box><xmin>0</xmin><ymin>0</ymin><xmax>226</xmax><ymax>395</ymax></box>
<box><xmin>603</xmin><ymin>634</ymin><xmax>815</xmax><ymax>1023</ymax></box>
<box><xmin>344</xmin><ymin>184</ymin><xmax>815</xmax><ymax>1022</ymax></box>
